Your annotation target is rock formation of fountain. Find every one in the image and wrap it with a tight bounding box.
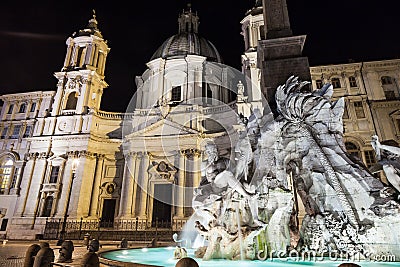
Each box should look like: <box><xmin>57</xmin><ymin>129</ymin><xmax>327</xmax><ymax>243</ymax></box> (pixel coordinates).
<box><xmin>183</xmin><ymin>76</ymin><xmax>400</xmax><ymax>261</ymax></box>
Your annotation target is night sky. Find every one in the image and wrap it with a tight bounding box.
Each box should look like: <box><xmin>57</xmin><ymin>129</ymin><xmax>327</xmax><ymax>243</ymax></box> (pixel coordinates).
<box><xmin>0</xmin><ymin>1</ymin><xmax>399</xmax><ymax>112</ymax></box>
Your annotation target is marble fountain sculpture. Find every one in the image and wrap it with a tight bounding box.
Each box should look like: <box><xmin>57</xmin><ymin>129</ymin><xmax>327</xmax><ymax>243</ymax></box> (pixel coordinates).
<box><xmin>99</xmin><ymin>76</ymin><xmax>400</xmax><ymax>266</ymax></box>
<box><xmin>185</xmin><ymin>76</ymin><xmax>400</xmax><ymax>262</ymax></box>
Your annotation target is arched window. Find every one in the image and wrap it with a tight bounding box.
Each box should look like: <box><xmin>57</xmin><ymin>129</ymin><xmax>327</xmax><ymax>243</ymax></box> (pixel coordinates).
<box><xmin>0</xmin><ymin>158</ymin><xmax>14</xmax><ymax>195</ymax></box>
<box><xmin>345</xmin><ymin>142</ymin><xmax>361</xmax><ymax>160</ymax></box>
<box><xmin>41</xmin><ymin>196</ymin><xmax>53</xmax><ymax>217</ymax></box>
<box><xmin>65</xmin><ymin>92</ymin><xmax>78</xmax><ymax>110</ymax></box>
<box><xmin>207</xmin><ymin>88</ymin><xmax>213</xmax><ymax>105</ymax></box>
<box><xmin>19</xmin><ymin>103</ymin><xmax>27</xmax><ymax>113</ymax></box>
<box><xmin>171</xmin><ymin>86</ymin><xmax>181</xmax><ymax>102</ymax></box>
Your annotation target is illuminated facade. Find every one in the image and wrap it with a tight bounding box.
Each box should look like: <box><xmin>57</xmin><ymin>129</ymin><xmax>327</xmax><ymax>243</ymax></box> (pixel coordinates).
<box><xmin>0</xmin><ymin>3</ymin><xmax>399</xmax><ymax>240</ymax></box>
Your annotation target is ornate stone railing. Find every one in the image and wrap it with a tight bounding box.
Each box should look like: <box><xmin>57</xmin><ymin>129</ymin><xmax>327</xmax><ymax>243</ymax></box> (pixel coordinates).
<box><xmin>96</xmin><ymin>110</ymin><xmax>135</xmax><ymax>120</ymax></box>
<box><xmin>203</xmin><ymin>101</ymin><xmax>237</xmax><ymax>115</ymax></box>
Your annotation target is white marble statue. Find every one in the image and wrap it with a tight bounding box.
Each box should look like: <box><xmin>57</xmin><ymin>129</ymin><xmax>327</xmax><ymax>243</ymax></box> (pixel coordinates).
<box><xmin>184</xmin><ymin>76</ymin><xmax>400</xmax><ymax>262</ymax></box>
<box><xmin>371</xmin><ymin>135</ymin><xmax>400</xmax><ymax>194</ymax></box>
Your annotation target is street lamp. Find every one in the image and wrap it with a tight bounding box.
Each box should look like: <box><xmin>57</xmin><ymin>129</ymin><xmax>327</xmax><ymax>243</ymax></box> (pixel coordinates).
<box><xmin>57</xmin><ymin>158</ymin><xmax>79</xmax><ymax>245</ymax></box>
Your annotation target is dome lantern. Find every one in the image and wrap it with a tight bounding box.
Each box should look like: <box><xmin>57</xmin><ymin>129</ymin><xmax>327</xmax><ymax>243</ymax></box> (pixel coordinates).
<box><xmin>150</xmin><ymin>5</ymin><xmax>222</xmax><ymax>63</ymax></box>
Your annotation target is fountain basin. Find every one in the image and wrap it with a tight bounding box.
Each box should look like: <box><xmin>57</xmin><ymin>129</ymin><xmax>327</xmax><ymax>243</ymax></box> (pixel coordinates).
<box><xmin>99</xmin><ymin>247</ymin><xmax>398</xmax><ymax>267</ymax></box>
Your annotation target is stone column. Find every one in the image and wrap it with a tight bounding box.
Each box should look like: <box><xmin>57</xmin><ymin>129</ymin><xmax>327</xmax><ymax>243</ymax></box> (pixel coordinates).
<box><xmin>176</xmin><ymin>150</ymin><xmax>186</xmax><ymax>218</ymax></box>
<box><xmin>15</xmin><ymin>154</ymin><xmax>36</xmax><ymax>216</ymax></box>
<box><xmin>131</xmin><ymin>154</ymin><xmax>141</xmax><ymax>217</ymax></box>
<box><xmin>23</xmin><ymin>155</ymin><xmax>47</xmax><ymax>217</ymax></box>
<box><xmin>119</xmin><ymin>153</ymin><xmax>137</xmax><ymax>218</ymax></box>
<box><xmin>63</xmin><ymin>44</ymin><xmax>73</xmax><ymax>68</ymax></box>
<box><xmin>139</xmin><ymin>153</ymin><xmax>150</xmax><ymax>218</ymax></box>
<box><xmin>193</xmin><ymin>150</ymin><xmax>201</xmax><ymax>189</ymax></box>
<box><xmin>89</xmin><ymin>155</ymin><xmax>104</xmax><ymax>217</ymax></box>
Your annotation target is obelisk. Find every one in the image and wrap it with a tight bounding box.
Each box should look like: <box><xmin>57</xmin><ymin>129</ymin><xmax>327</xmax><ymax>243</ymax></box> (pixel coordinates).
<box><xmin>258</xmin><ymin>0</ymin><xmax>311</xmax><ymax>116</ymax></box>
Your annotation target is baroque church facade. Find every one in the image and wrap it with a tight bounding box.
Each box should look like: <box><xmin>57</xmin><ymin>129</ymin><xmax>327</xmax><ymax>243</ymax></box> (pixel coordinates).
<box><xmin>0</xmin><ymin>2</ymin><xmax>399</xmax><ymax>240</ymax></box>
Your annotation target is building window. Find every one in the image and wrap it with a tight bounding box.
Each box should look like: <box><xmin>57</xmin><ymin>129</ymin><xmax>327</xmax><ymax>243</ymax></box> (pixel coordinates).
<box><xmin>349</xmin><ymin>76</ymin><xmax>357</xmax><ymax>87</ymax></box>
<box><xmin>331</xmin><ymin>78</ymin><xmax>341</xmax><ymax>88</ymax></box>
<box><xmin>23</xmin><ymin>125</ymin><xmax>32</xmax><ymax>138</ymax></box>
<box><xmin>259</xmin><ymin>25</ymin><xmax>265</xmax><ymax>40</ymax></box>
<box><xmin>343</xmin><ymin>107</ymin><xmax>349</xmax><ymax>119</ymax></box>
<box><xmin>354</xmin><ymin>101</ymin><xmax>365</xmax><ymax>118</ymax></box>
<box><xmin>65</xmin><ymin>92</ymin><xmax>78</xmax><ymax>110</ymax></box>
<box><xmin>0</xmin><ymin>219</ymin><xmax>8</xmax><ymax>231</ymax></box>
<box><xmin>18</xmin><ymin>103</ymin><xmax>27</xmax><ymax>113</ymax></box>
<box><xmin>243</xmin><ymin>25</ymin><xmax>250</xmax><ymax>50</ymax></box>
<box><xmin>397</xmin><ymin>119</ymin><xmax>400</xmax><ymax>133</ymax></box>
<box><xmin>76</xmin><ymin>47</ymin><xmax>84</xmax><ymax>67</ymax></box>
<box><xmin>49</xmin><ymin>166</ymin><xmax>60</xmax><ymax>184</ymax></box>
<box><xmin>10</xmin><ymin>167</ymin><xmax>20</xmax><ymax>189</ymax></box>
<box><xmin>7</xmin><ymin>104</ymin><xmax>14</xmax><ymax>114</ymax></box>
<box><xmin>41</xmin><ymin>196</ymin><xmax>53</xmax><ymax>217</ymax></box>
<box><xmin>381</xmin><ymin>76</ymin><xmax>393</xmax><ymax>85</ymax></box>
<box><xmin>30</xmin><ymin>102</ymin><xmax>36</xmax><ymax>112</ymax></box>
<box><xmin>384</xmin><ymin>90</ymin><xmax>396</xmax><ymax>100</ymax></box>
<box><xmin>171</xmin><ymin>86</ymin><xmax>181</xmax><ymax>102</ymax></box>
<box><xmin>0</xmin><ymin>159</ymin><xmax>13</xmax><ymax>195</ymax></box>
<box><xmin>345</xmin><ymin>142</ymin><xmax>361</xmax><ymax>160</ymax></box>
<box><xmin>1</xmin><ymin>127</ymin><xmax>8</xmax><ymax>139</ymax></box>
<box><xmin>316</xmin><ymin>79</ymin><xmax>323</xmax><ymax>89</ymax></box>
<box><xmin>364</xmin><ymin>150</ymin><xmax>376</xmax><ymax>168</ymax></box>
<box><xmin>207</xmin><ymin>88</ymin><xmax>213</xmax><ymax>105</ymax></box>
<box><xmin>10</xmin><ymin>125</ymin><xmax>21</xmax><ymax>139</ymax></box>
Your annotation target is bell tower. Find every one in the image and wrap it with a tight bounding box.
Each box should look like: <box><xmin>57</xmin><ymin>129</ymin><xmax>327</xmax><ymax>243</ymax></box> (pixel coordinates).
<box><xmin>51</xmin><ymin>10</ymin><xmax>110</xmax><ymax>116</ymax></box>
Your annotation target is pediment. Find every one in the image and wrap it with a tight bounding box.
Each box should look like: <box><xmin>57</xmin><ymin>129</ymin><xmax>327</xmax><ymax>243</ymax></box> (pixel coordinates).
<box><xmin>127</xmin><ymin>118</ymin><xmax>199</xmax><ymax>138</ymax></box>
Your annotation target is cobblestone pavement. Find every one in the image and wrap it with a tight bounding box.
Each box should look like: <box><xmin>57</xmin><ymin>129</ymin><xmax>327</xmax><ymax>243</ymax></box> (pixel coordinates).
<box><xmin>0</xmin><ymin>240</ymin><xmax>152</xmax><ymax>266</ymax></box>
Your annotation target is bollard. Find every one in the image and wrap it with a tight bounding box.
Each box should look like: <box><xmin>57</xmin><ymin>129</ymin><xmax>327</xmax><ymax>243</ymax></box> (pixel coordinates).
<box><xmin>33</xmin><ymin>246</ymin><xmax>54</xmax><ymax>267</ymax></box>
<box><xmin>88</xmin><ymin>239</ymin><xmax>100</xmax><ymax>253</ymax></box>
<box><xmin>83</xmin><ymin>233</ymin><xmax>90</xmax><ymax>246</ymax></box>
<box><xmin>120</xmin><ymin>238</ymin><xmax>128</xmax><ymax>248</ymax></box>
<box><xmin>39</xmin><ymin>242</ymin><xmax>49</xmax><ymax>248</ymax></box>
<box><xmin>81</xmin><ymin>252</ymin><xmax>99</xmax><ymax>267</ymax></box>
<box><xmin>58</xmin><ymin>240</ymin><xmax>74</xmax><ymax>263</ymax></box>
<box><xmin>147</xmin><ymin>237</ymin><xmax>158</xmax><ymax>248</ymax></box>
<box><xmin>23</xmin><ymin>244</ymin><xmax>41</xmax><ymax>267</ymax></box>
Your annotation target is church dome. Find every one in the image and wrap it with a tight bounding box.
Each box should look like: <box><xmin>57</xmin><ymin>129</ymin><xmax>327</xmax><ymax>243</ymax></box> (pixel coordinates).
<box><xmin>150</xmin><ymin>4</ymin><xmax>223</xmax><ymax>63</ymax></box>
<box><xmin>150</xmin><ymin>32</ymin><xmax>223</xmax><ymax>63</ymax></box>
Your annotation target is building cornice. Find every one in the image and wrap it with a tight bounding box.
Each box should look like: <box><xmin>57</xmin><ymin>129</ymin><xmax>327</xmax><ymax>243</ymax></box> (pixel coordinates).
<box><xmin>0</xmin><ymin>91</ymin><xmax>56</xmax><ymax>100</ymax></box>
